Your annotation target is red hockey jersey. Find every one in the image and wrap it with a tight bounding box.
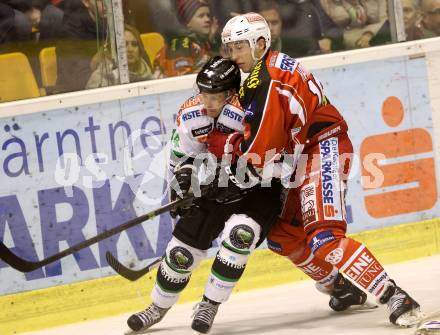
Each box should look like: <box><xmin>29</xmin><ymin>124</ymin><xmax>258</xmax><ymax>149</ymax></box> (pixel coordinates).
<box><xmin>239</xmin><ymin>49</ymin><xmax>344</xmax><ymax>170</ymax></box>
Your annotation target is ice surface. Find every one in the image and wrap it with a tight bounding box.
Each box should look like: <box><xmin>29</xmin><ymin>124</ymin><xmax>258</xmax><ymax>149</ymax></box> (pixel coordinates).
<box><xmin>24</xmin><ymin>254</ymin><xmax>440</xmax><ymax>335</ymax></box>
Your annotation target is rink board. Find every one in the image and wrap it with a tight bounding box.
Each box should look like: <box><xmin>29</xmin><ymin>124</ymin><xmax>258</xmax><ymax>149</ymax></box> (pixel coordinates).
<box><xmin>0</xmin><ymin>38</ymin><xmax>440</xmax><ymax>334</ymax></box>
<box><xmin>0</xmin><ymin>217</ymin><xmax>439</xmax><ymax>335</ymax></box>
<box><xmin>0</xmin><ymin>39</ymin><xmax>439</xmax><ymax>295</ymax></box>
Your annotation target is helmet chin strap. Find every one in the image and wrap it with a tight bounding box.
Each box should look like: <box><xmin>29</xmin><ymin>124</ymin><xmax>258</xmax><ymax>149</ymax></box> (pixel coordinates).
<box><xmin>250</xmin><ymin>48</ymin><xmax>260</xmax><ymax>69</ymax></box>
<box><xmin>215</xmin><ymin>91</ymin><xmax>234</xmax><ymax>115</ymax></box>
<box><xmin>220</xmin><ymin>90</ymin><xmax>234</xmax><ymax>109</ymax></box>
<box><xmin>250</xmin><ymin>39</ymin><xmax>269</xmax><ymax>65</ymax></box>
<box><xmin>251</xmin><ymin>46</ymin><xmax>259</xmax><ymax>62</ymax></box>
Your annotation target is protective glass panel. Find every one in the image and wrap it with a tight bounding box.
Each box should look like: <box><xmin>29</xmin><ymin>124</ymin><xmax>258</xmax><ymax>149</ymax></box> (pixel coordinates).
<box><xmin>0</xmin><ymin>0</ymin><xmax>121</xmax><ymax>102</ymax></box>
<box><xmin>1</xmin><ymin>0</ymin><xmax>439</xmax><ymax>103</ymax></box>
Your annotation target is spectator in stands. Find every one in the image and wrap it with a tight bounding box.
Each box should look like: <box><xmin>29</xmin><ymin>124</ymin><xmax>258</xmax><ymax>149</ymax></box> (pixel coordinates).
<box><xmin>209</xmin><ymin>0</ymin><xmax>255</xmax><ymax>28</ymax></box>
<box><xmin>401</xmin><ymin>0</ymin><xmax>425</xmax><ymax>40</ymax></box>
<box><xmin>7</xmin><ymin>0</ymin><xmax>33</xmax><ymax>42</ymax></box>
<box><xmin>154</xmin><ymin>0</ymin><xmax>220</xmax><ymax>78</ymax></box>
<box><xmin>257</xmin><ymin>0</ymin><xmax>343</xmax><ymax>56</ymax></box>
<box><xmin>0</xmin><ymin>3</ymin><xmax>16</xmax><ymax>46</ymax></box>
<box><xmin>320</xmin><ymin>0</ymin><xmax>388</xmax><ymax>49</ymax></box>
<box><xmin>5</xmin><ymin>0</ymin><xmax>63</xmax><ymax>43</ymax></box>
<box><xmin>19</xmin><ymin>0</ymin><xmax>63</xmax><ymax>41</ymax></box>
<box><xmin>258</xmin><ymin>1</ymin><xmax>283</xmax><ymax>51</ymax></box>
<box><xmin>55</xmin><ymin>0</ymin><xmax>107</xmax><ymax>93</ymax></box>
<box><xmin>37</xmin><ymin>0</ymin><xmax>64</xmax><ymax>41</ymax></box>
<box><xmin>1</xmin><ymin>0</ymin><xmax>63</xmax><ymax>87</ymax></box>
<box><xmin>86</xmin><ymin>24</ymin><xmax>154</xmax><ymax>88</ymax></box>
<box><xmin>370</xmin><ymin>0</ymin><xmax>433</xmax><ymax>46</ymax></box>
<box><xmin>420</xmin><ymin>0</ymin><xmax>440</xmax><ymax>36</ymax></box>
<box><xmin>256</xmin><ymin>0</ymin><xmax>344</xmax><ymax>57</ymax></box>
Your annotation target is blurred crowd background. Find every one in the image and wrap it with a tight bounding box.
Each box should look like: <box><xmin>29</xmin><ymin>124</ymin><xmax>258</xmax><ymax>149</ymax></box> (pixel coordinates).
<box><xmin>0</xmin><ymin>0</ymin><xmax>439</xmax><ymax>102</ymax></box>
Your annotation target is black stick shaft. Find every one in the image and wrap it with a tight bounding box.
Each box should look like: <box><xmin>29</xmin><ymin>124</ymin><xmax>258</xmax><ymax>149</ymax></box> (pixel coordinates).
<box><xmin>106</xmin><ymin>251</ymin><xmax>163</xmax><ymax>281</ymax></box>
<box><xmin>0</xmin><ymin>196</ymin><xmax>194</xmax><ymax>272</ymax></box>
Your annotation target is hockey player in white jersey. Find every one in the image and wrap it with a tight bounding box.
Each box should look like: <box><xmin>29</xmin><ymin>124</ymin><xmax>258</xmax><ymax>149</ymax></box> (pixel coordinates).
<box><xmin>126</xmin><ymin>56</ymin><xmax>282</xmax><ymax>334</ymax></box>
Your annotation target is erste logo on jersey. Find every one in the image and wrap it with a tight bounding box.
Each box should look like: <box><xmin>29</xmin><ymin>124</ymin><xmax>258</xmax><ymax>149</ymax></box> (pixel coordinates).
<box><xmin>223</xmin><ymin>107</ymin><xmax>243</xmax><ymax>122</ymax></box>
<box><xmin>181</xmin><ymin>108</ymin><xmax>204</xmax><ymax>122</ymax></box>
<box><xmin>319</xmin><ymin>138</ymin><xmax>343</xmax><ymax>221</ymax></box>
<box><xmin>275</xmin><ymin>54</ymin><xmax>297</xmax><ymax>74</ymax></box>
<box><xmin>217</xmin><ymin>104</ymin><xmax>244</xmax><ymax>134</ymax></box>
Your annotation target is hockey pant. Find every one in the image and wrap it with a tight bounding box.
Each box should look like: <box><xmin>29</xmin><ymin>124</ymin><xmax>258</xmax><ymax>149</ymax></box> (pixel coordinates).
<box><xmin>268</xmin><ymin>131</ymin><xmax>390</xmax><ymax>297</ymax></box>
<box><xmin>152</xmin><ymin>215</ymin><xmax>261</xmax><ymax>308</ymax></box>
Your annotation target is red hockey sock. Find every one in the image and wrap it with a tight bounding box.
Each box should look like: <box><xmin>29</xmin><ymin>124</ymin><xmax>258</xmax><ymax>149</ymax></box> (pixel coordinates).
<box><xmin>310</xmin><ymin>229</ymin><xmax>390</xmax><ymax>296</ymax></box>
<box><xmin>338</xmin><ymin>241</ymin><xmax>390</xmax><ymax>296</ymax></box>
<box><xmin>287</xmin><ymin>243</ymin><xmax>338</xmax><ymax>288</ymax></box>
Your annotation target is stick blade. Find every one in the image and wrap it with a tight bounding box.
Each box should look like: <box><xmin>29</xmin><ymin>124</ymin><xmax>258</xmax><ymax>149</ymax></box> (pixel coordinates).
<box><xmin>106</xmin><ymin>252</ymin><xmax>160</xmax><ymax>281</ymax></box>
<box><xmin>0</xmin><ymin>243</ymin><xmax>40</xmax><ymax>272</ymax></box>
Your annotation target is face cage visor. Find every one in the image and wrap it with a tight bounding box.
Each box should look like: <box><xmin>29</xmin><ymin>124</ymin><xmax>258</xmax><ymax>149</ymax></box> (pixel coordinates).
<box><xmin>221</xmin><ymin>40</ymin><xmax>257</xmax><ymax>59</ymax></box>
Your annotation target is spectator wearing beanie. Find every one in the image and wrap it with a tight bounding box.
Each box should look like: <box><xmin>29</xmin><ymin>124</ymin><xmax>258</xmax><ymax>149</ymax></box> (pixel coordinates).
<box><xmin>153</xmin><ymin>0</ymin><xmax>220</xmax><ymax>78</ymax></box>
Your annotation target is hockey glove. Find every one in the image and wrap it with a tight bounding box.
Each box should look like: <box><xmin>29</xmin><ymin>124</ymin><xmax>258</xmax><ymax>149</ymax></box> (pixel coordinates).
<box><xmin>169</xmin><ymin>164</ymin><xmax>196</xmax><ymax>218</ymax></box>
<box><xmin>203</xmin><ymin>164</ymin><xmax>253</xmax><ymax>203</ymax></box>
<box><xmin>206</xmin><ymin>129</ymin><xmax>243</xmax><ymax>165</ymax></box>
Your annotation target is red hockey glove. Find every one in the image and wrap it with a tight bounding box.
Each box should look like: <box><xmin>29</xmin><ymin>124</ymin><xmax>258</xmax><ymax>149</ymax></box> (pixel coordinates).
<box><xmin>206</xmin><ymin>129</ymin><xmax>243</xmax><ymax>164</ymax></box>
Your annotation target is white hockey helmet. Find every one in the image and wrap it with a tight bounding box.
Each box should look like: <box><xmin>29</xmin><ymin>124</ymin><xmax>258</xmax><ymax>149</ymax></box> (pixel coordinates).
<box><xmin>221</xmin><ymin>12</ymin><xmax>271</xmax><ymax>61</ymax></box>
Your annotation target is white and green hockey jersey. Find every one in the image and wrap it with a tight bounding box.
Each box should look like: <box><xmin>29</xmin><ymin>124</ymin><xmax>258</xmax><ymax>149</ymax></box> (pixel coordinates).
<box><xmin>169</xmin><ymin>94</ymin><xmax>245</xmax><ymax>170</ymax></box>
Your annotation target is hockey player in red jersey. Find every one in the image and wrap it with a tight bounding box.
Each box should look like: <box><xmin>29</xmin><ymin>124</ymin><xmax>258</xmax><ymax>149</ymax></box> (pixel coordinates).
<box><xmin>206</xmin><ymin>12</ymin><xmax>423</xmax><ymax>327</ymax></box>
<box><xmin>126</xmin><ymin>56</ymin><xmax>282</xmax><ymax>334</ymax></box>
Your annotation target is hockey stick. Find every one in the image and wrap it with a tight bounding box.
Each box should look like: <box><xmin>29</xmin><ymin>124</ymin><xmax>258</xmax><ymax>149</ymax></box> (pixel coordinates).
<box><xmin>106</xmin><ymin>252</ymin><xmax>163</xmax><ymax>281</ymax></box>
<box><xmin>0</xmin><ymin>195</ymin><xmax>196</xmax><ymax>273</ymax></box>
<box><xmin>104</xmin><ymin>183</ymin><xmax>264</xmax><ymax>281</ymax></box>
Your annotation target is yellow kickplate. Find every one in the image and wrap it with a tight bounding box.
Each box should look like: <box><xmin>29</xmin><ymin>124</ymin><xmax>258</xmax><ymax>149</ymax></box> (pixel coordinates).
<box><xmin>1</xmin><ymin>218</ymin><xmax>439</xmax><ymax>334</ymax></box>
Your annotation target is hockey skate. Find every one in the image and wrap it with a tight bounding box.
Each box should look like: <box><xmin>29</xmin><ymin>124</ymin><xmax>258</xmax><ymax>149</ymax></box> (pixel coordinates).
<box><xmin>326</xmin><ymin>273</ymin><xmax>376</xmax><ymax>311</ymax></box>
<box><xmin>191</xmin><ymin>297</ymin><xmax>220</xmax><ymax>334</ymax></box>
<box><xmin>415</xmin><ymin>320</ymin><xmax>440</xmax><ymax>335</ymax></box>
<box><xmin>379</xmin><ymin>279</ymin><xmax>423</xmax><ymax>327</ymax></box>
<box><xmin>126</xmin><ymin>303</ymin><xmax>170</xmax><ymax>333</ymax></box>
